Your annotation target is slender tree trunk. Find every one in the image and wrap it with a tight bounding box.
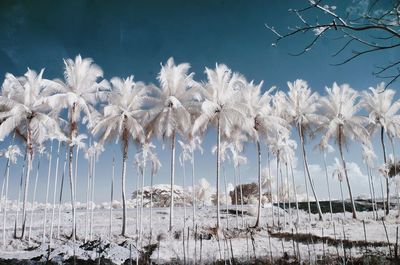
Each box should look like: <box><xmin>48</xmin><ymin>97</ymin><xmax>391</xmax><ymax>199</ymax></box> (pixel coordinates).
<box><xmin>57</xmin><ymin>150</ymin><xmax>68</xmax><ymax>239</ymax></box>
<box><xmin>14</xmin><ymin>152</ymin><xmax>26</xmax><ymax>239</ymax></box>
<box><xmin>223</xmin><ymin>165</ymin><xmax>228</xmax><ymax>229</ymax></box>
<box><xmin>216</xmin><ymin>118</ymin><xmax>221</xmax><ymax>229</ymax></box>
<box><xmin>89</xmin><ymin>152</ymin><xmax>97</xmax><ymax>240</ymax></box>
<box><xmin>28</xmin><ymin>157</ymin><xmax>41</xmax><ymax>244</ymax></box>
<box><xmin>298</xmin><ymin>125</ymin><xmax>323</xmax><ymax>221</ymax></box>
<box><xmin>21</xmin><ymin>124</ymin><xmax>33</xmax><ymax>239</ymax></box>
<box><xmin>139</xmin><ymin>148</ymin><xmax>146</xmax><ymax>244</ymax></box>
<box><xmin>239</xmin><ymin>166</ymin><xmax>244</xmax><ymax>228</ymax></box>
<box><xmin>268</xmin><ymin>151</ymin><xmax>274</xmax><ymax>226</ymax></box>
<box><xmin>234</xmin><ymin>166</ymin><xmax>239</xmax><ymax>229</ymax></box>
<box><xmin>276</xmin><ymin>154</ymin><xmax>280</xmax><ymax>226</ymax></box>
<box><xmin>109</xmin><ymin>153</ymin><xmax>115</xmax><ymax>239</ymax></box>
<box><xmin>121</xmin><ymin>129</ymin><xmax>128</xmax><ymax>237</ymax></box>
<box><xmin>50</xmin><ymin>142</ymin><xmax>61</xmax><ymax>245</ymax></box>
<box><xmin>370</xmin><ymin>168</ymin><xmax>378</xmax><ymax>219</ymax></box>
<box><xmin>366</xmin><ymin>164</ymin><xmax>377</xmax><ymax>220</ymax></box>
<box><xmin>323</xmin><ymin>153</ymin><xmax>333</xmax><ymax>220</ymax></box>
<box><xmin>43</xmin><ymin>142</ymin><xmax>54</xmax><ymax>244</ymax></box>
<box><xmin>183</xmin><ymin>158</ymin><xmax>187</xmax><ymax>229</ymax></box>
<box><xmin>68</xmin><ymin>104</ymin><xmax>77</xmax><ymax>240</ymax></box>
<box><xmin>290</xmin><ymin>163</ymin><xmax>300</xmax><ymax>224</ymax></box>
<box><xmin>2</xmin><ymin>158</ymin><xmax>10</xmax><ymax>247</ymax></box>
<box><xmin>380</xmin><ymin>173</ymin><xmax>386</xmax><ymax>215</ymax></box>
<box><xmin>389</xmin><ymin>137</ymin><xmax>399</xmax><ymax>217</ymax></box>
<box><xmin>85</xmin><ymin>153</ymin><xmax>92</xmax><ymax>243</ymax></box>
<box><xmin>381</xmin><ymin>127</ymin><xmax>389</xmax><ymax>215</ymax></box>
<box><xmin>338</xmin><ymin>126</ymin><xmax>357</xmax><ymax>219</ymax></box>
<box><xmin>169</xmin><ymin>131</ymin><xmax>176</xmax><ymax>231</ymax></box>
<box><xmin>84</xmin><ymin>149</ymin><xmax>92</xmax><ymax>243</ymax></box>
<box><xmin>255</xmin><ymin>140</ymin><xmax>262</xmax><ymax>227</ymax></box>
<box><xmin>285</xmin><ymin>163</ymin><xmax>292</xmax><ymax>224</ymax></box>
<box><xmin>191</xmin><ymin>152</ymin><xmax>196</xmax><ymax>229</ymax></box>
<box><xmin>339</xmin><ymin>181</ymin><xmax>346</xmax><ymax>218</ymax></box>
<box><xmin>74</xmin><ymin>148</ymin><xmax>79</xmax><ymax>201</ymax></box>
<box><xmin>280</xmin><ymin>165</ymin><xmax>287</xmax><ymax>225</ymax></box>
<box><xmin>150</xmin><ymin>171</ymin><xmax>154</xmax><ymax>239</ymax></box>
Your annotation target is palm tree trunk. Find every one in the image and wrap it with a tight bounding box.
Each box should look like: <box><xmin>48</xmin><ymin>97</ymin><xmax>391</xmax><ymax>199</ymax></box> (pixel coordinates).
<box><xmin>276</xmin><ymin>154</ymin><xmax>280</xmax><ymax>226</ymax></box>
<box><xmin>50</xmin><ymin>142</ymin><xmax>61</xmax><ymax>245</ymax></box>
<box><xmin>68</xmin><ymin>104</ymin><xmax>77</xmax><ymax>240</ymax></box>
<box><xmin>290</xmin><ymin>163</ymin><xmax>300</xmax><ymax>224</ymax></box>
<box><xmin>121</xmin><ymin>127</ymin><xmax>129</xmax><ymax>237</ymax></box>
<box><xmin>150</xmin><ymin>171</ymin><xmax>154</xmax><ymax>240</ymax></box>
<box><xmin>234</xmin><ymin>166</ymin><xmax>239</xmax><ymax>229</ymax></box>
<box><xmin>57</xmin><ymin>150</ymin><xmax>68</xmax><ymax>239</ymax></box>
<box><xmin>14</xmin><ymin>152</ymin><xmax>26</xmax><ymax>239</ymax></box>
<box><xmin>389</xmin><ymin>137</ymin><xmax>399</xmax><ymax>217</ymax></box>
<box><xmin>370</xmin><ymin>168</ymin><xmax>378</xmax><ymax>219</ymax></box>
<box><xmin>21</xmin><ymin>125</ymin><xmax>33</xmax><ymax>239</ymax></box>
<box><xmin>191</xmin><ymin>152</ymin><xmax>196</xmax><ymax>229</ymax></box>
<box><xmin>89</xmin><ymin>153</ymin><xmax>97</xmax><ymax>240</ymax></box>
<box><xmin>338</xmin><ymin>126</ymin><xmax>357</xmax><ymax>219</ymax></box>
<box><xmin>84</xmin><ymin>152</ymin><xmax>92</xmax><ymax>243</ymax></box>
<box><xmin>109</xmin><ymin>153</ymin><xmax>115</xmax><ymax>239</ymax></box>
<box><xmin>339</xmin><ymin>181</ymin><xmax>346</xmax><ymax>218</ymax></box>
<box><xmin>380</xmin><ymin>127</ymin><xmax>389</xmax><ymax>215</ymax></box>
<box><xmin>223</xmin><ymin>165</ymin><xmax>228</xmax><ymax>229</ymax></box>
<box><xmin>298</xmin><ymin>125</ymin><xmax>323</xmax><ymax>221</ymax></box>
<box><xmin>366</xmin><ymin>164</ymin><xmax>377</xmax><ymax>220</ymax></box>
<box><xmin>238</xmin><ymin>166</ymin><xmax>244</xmax><ymax>228</ymax></box>
<box><xmin>2</xmin><ymin>158</ymin><xmax>10</xmax><ymax>247</ymax></box>
<box><xmin>216</xmin><ymin>118</ymin><xmax>221</xmax><ymax>229</ymax></box>
<box><xmin>183</xmin><ymin>159</ymin><xmax>187</xmax><ymax>229</ymax></box>
<box><xmin>323</xmin><ymin>153</ymin><xmax>333</xmax><ymax>220</ymax></box>
<box><xmin>139</xmin><ymin>149</ymin><xmax>146</xmax><ymax>244</ymax></box>
<box><xmin>42</xmin><ymin>142</ymin><xmax>54</xmax><ymax>244</ymax></box>
<box><xmin>28</xmin><ymin>157</ymin><xmax>41</xmax><ymax>244</ymax></box>
<box><xmin>169</xmin><ymin>131</ymin><xmax>176</xmax><ymax>231</ymax></box>
<box><xmin>255</xmin><ymin>140</ymin><xmax>262</xmax><ymax>227</ymax></box>
<box><xmin>268</xmin><ymin>151</ymin><xmax>274</xmax><ymax>226</ymax></box>
<box><xmin>285</xmin><ymin>163</ymin><xmax>292</xmax><ymax>224</ymax></box>
<box><xmin>68</xmin><ymin>145</ymin><xmax>76</xmax><ymax>240</ymax></box>
<box><xmin>280</xmin><ymin>165</ymin><xmax>286</xmax><ymax>225</ymax></box>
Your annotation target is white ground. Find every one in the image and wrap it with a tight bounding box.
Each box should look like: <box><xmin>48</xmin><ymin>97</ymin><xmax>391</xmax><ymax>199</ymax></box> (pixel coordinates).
<box><xmin>0</xmin><ymin>203</ymin><xmax>399</xmax><ymax>264</ymax></box>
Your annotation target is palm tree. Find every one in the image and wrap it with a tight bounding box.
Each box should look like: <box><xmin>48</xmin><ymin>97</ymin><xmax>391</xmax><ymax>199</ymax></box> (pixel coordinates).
<box><xmin>192</xmin><ymin>64</ymin><xmax>249</xmax><ymax>229</ymax></box>
<box><xmin>241</xmin><ymin>80</ymin><xmax>288</xmax><ymax>227</ymax></box>
<box><xmin>0</xmin><ymin>68</ymin><xmax>65</xmax><ymax>238</ymax></box>
<box><xmin>319</xmin><ymin>82</ymin><xmax>369</xmax><ymax>219</ymax></box>
<box><xmin>361</xmin><ymin>83</ymin><xmax>400</xmax><ymax>215</ymax></box>
<box><xmin>44</xmin><ymin>55</ymin><xmax>109</xmax><ymax>239</ymax></box>
<box><xmin>145</xmin><ymin>57</ymin><xmax>198</xmax><ymax>231</ymax></box>
<box><xmin>92</xmin><ymin>76</ymin><xmax>146</xmax><ymax>236</ymax></box>
<box><xmin>282</xmin><ymin>79</ymin><xmax>324</xmax><ymax>221</ymax></box>
<box><xmin>1</xmin><ymin>145</ymin><xmax>22</xmax><ymax>246</ymax></box>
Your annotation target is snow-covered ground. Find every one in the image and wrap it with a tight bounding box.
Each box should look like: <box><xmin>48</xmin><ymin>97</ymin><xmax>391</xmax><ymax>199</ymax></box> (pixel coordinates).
<box><xmin>0</xmin><ymin>201</ymin><xmax>399</xmax><ymax>264</ymax></box>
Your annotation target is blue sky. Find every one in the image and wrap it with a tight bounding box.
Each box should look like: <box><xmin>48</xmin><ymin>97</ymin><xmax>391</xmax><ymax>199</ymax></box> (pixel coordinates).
<box><xmin>0</xmin><ymin>0</ymin><xmax>398</xmax><ymax>203</ymax></box>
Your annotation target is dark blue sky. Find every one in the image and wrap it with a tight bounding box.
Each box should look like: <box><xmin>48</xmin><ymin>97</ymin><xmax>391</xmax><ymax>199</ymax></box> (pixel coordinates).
<box><xmin>0</xmin><ymin>0</ymin><xmax>398</xmax><ymax>203</ymax></box>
